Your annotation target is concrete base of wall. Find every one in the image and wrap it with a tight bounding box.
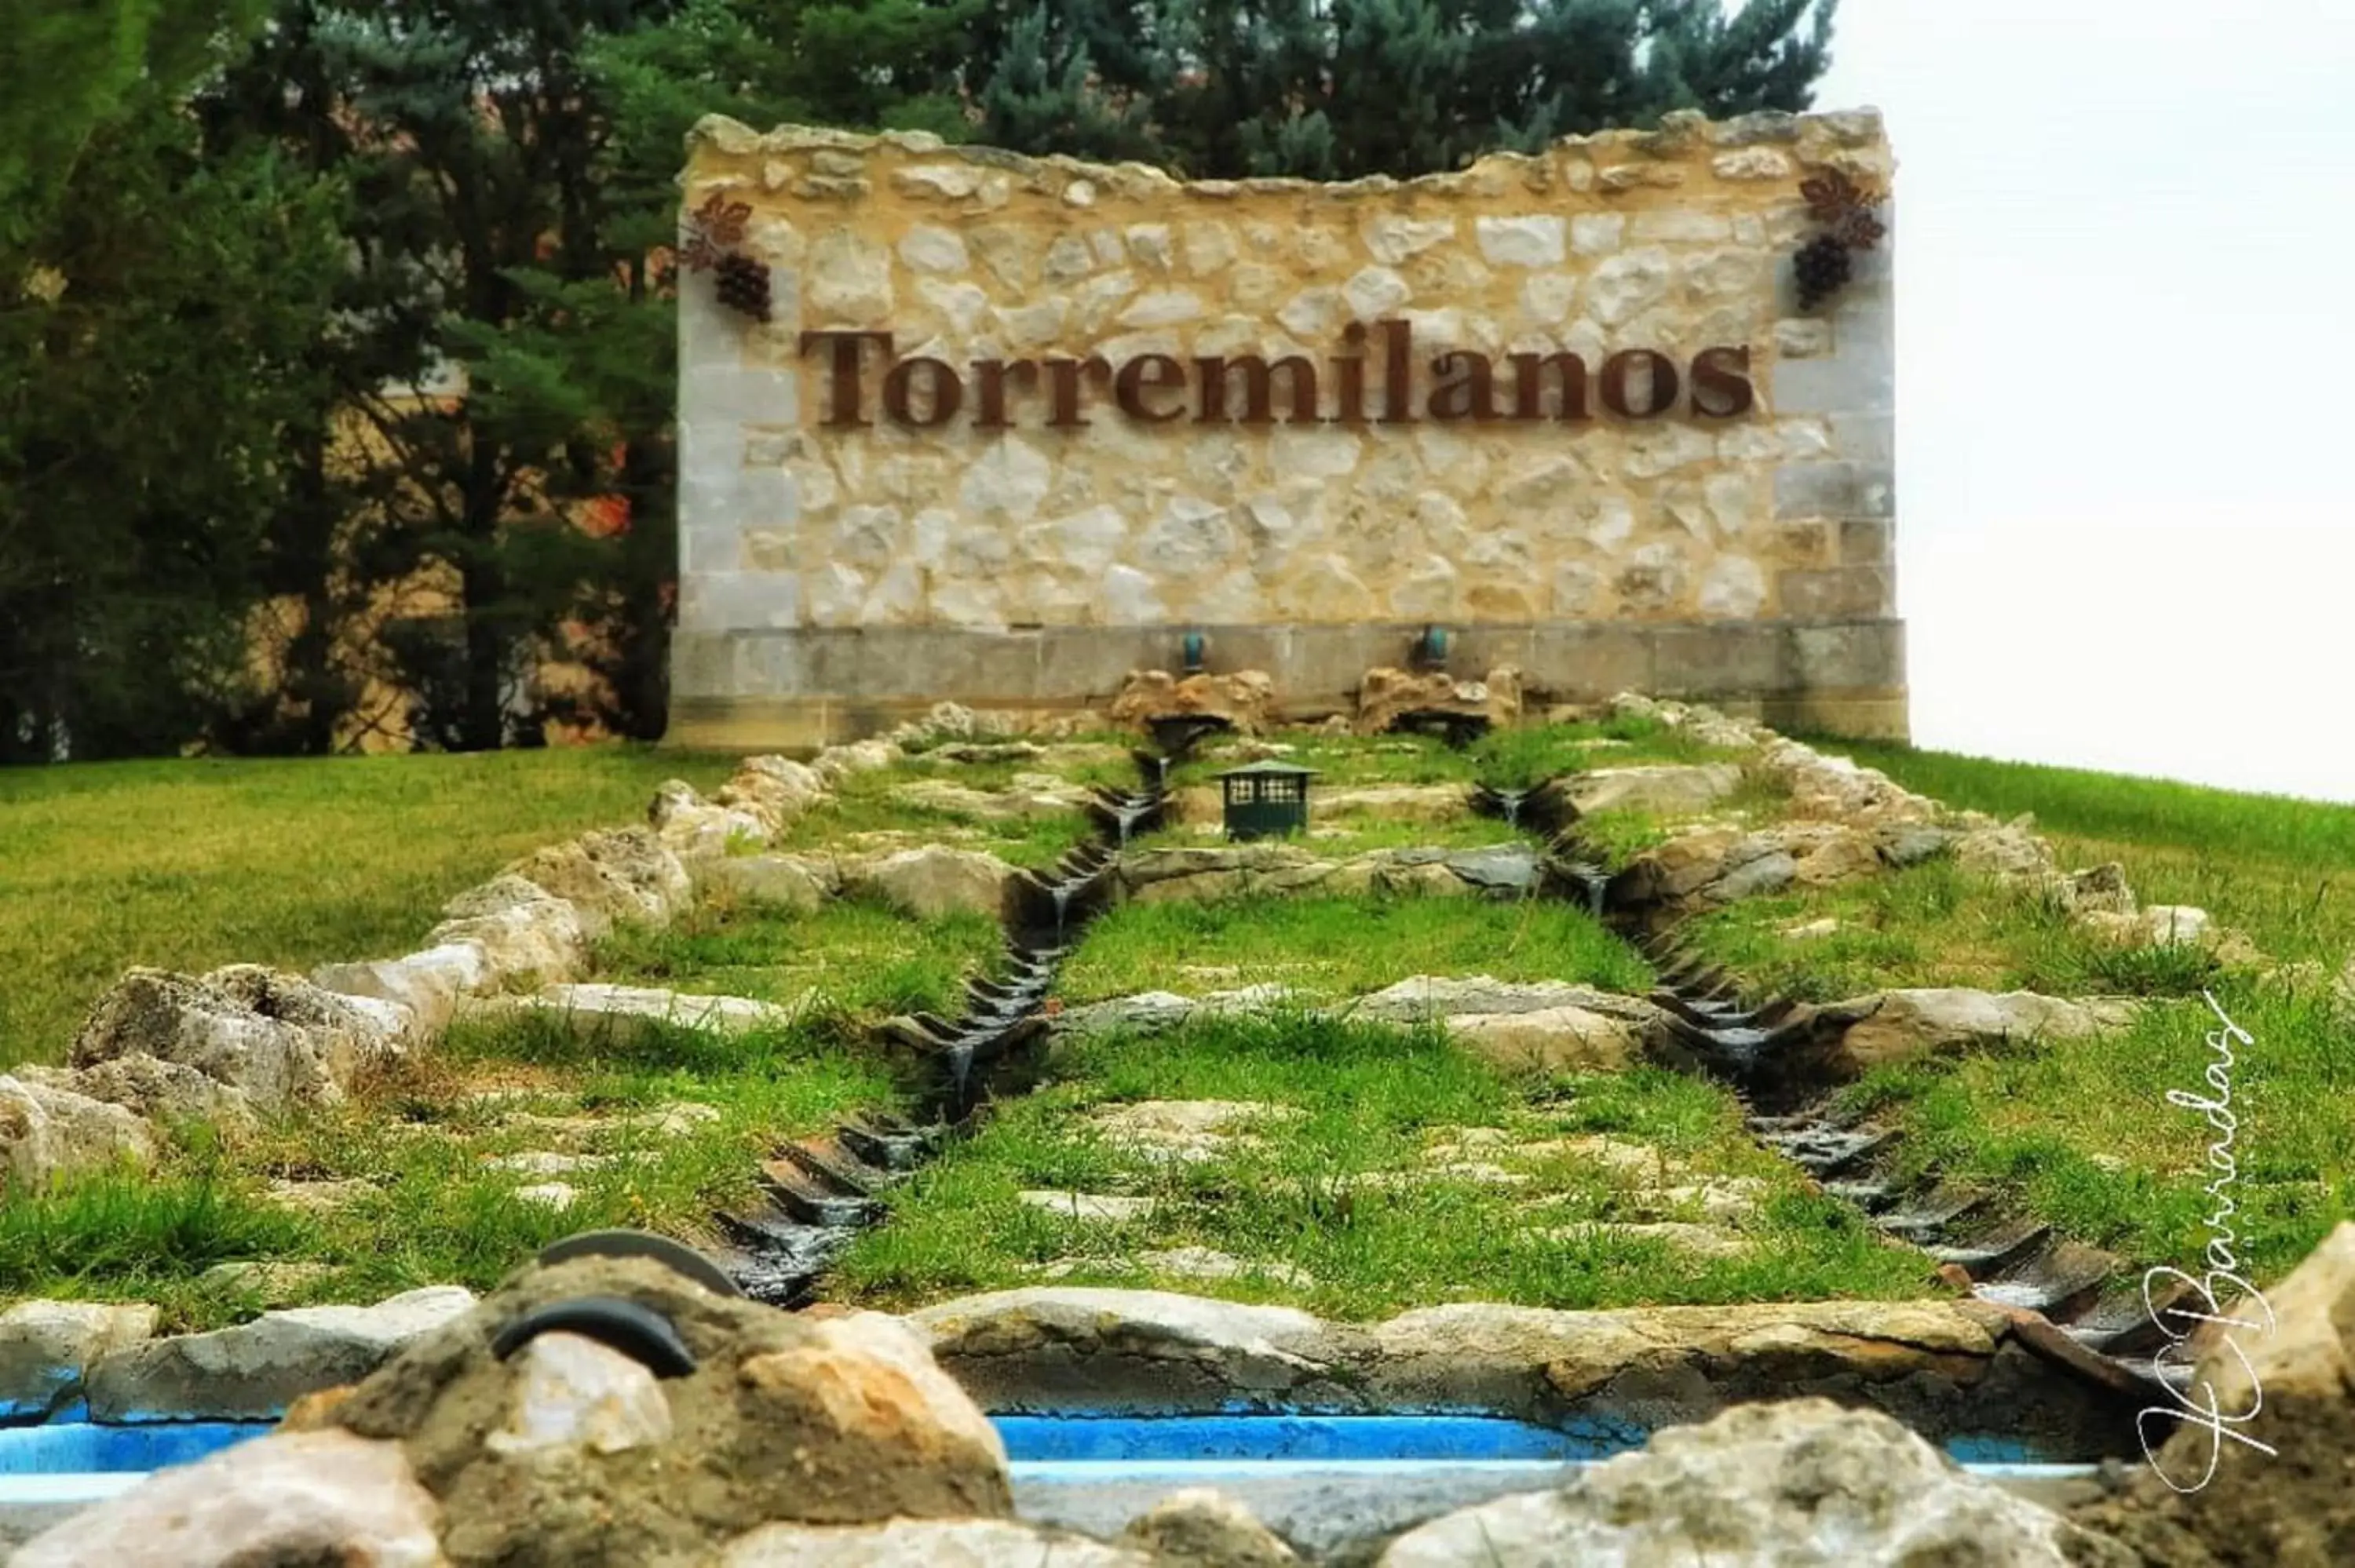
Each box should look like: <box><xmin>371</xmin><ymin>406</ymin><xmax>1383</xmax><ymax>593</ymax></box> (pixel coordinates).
<box><xmin>665</xmin><ymin>618</ymin><xmax>1908</xmax><ymax>753</ymax></box>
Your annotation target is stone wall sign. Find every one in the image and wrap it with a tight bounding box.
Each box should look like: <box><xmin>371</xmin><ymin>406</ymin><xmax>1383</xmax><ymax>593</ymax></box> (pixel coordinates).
<box><xmin>669</xmin><ymin>110</ymin><xmax>1901</xmax><ymax>751</ymax></box>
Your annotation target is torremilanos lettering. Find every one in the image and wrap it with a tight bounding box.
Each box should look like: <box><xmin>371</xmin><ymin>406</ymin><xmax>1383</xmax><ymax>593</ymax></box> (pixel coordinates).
<box><xmin>799</xmin><ymin>323</ymin><xmax>1756</xmax><ymax>430</ymax></box>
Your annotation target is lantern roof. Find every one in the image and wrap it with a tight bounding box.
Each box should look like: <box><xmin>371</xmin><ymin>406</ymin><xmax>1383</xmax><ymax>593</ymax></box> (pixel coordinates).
<box><xmin>1213</xmin><ymin>758</ymin><xmax>1320</xmax><ymax>779</ymax></box>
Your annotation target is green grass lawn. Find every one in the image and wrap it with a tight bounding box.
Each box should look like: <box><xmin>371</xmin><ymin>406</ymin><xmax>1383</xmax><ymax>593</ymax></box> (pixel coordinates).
<box><xmin>0</xmin><ymin>1011</ymin><xmax>903</xmax><ymax>1331</ymax></box>
<box><xmin>831</xmin><ymin>1013</ymin><xmax>1933</xmax><ymax>1319</ymax></box>
<box><xmin>1057</xmin><ymin>894</ymin><xmax>1654</xmax><ymax>1003</ymax></box>
<box><xmin>593</xmin><ymin>897</ymin><xmax>1006</xmax><ymax>1021</ymax></box>
<box><xmin>1675</xmin><ymin>857</ymin><xmax>2229</xmax><ymax>1005</ymax></box>
<box><xmin>1813</xmin><ymin>738</ymin><xmax>2355</xmax><ymax>967</ymax></box>
<box><xmin>763</xmin><ymin>760</ymin><xmax>1094</xmax><ymax>870</ymax></box>
<box><xmin>0</xmin><ymin>746</ymin><xmax>737</xmax><ymax>1066</ymax></box>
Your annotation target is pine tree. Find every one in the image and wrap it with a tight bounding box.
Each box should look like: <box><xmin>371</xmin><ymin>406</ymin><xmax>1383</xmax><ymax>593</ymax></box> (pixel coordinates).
<box><xmin>969</xmin><ymin>0</ymin><xmax>1840</xmax><ymax>181</ymax></box>
<box><xmin>0</xmin><ymin>90</ymin><xmax>346</xmax><ymax>762</ymax></box>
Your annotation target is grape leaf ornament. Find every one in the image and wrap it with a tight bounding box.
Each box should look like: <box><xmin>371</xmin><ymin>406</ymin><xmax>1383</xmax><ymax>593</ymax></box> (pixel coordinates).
<box><xmin>679</xmin><ymin>191</ymin><xmax>770</xmax><ymax>322</ymax></box>
<box><xmin>1791</xmin><ymin>168</ymin><xmax>1886</xmax><ymax>312</ymax></box>
<box><xmin>681</xmin><ymin>191</ymin><xmax>753</xmax><ymax>275</ymax></box>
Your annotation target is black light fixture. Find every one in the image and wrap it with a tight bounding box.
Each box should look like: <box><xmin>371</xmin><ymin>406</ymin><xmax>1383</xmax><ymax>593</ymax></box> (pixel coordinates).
<box><xmin>1412</xmin><ymin>625</ymin><xmax>1449</xmax><ymax>671</ymax></box>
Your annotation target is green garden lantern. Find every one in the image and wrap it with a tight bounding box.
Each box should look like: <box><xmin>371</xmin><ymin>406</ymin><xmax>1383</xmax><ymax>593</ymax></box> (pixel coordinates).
<box><xmin>1216</xmin><ymin>760</ymin><xmax>1318</xmax><ymax>842</ymax></box>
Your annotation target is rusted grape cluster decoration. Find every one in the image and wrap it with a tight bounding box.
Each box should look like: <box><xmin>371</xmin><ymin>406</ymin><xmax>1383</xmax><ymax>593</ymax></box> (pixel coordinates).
<box><xmin>680</xmin><ymin>191</ymin><xmax>772</xmax><ymax>323</ymax></box>
<box><xmin>1792</xmin><ymin>170</ymin><xmax>1886</xmax><ymax>313</ymax></box>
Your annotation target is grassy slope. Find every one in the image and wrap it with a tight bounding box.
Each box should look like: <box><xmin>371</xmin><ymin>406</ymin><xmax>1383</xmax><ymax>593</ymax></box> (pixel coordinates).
<box><xmin>834</xmin><ymin>1014</ymin><xmax>1926</xmax><ymax>1320</ymax></box>
<box><xmin>1781</xmin><ymin>738</ymin><xmax>2355</xmax><ymax>1283</ymax></box>
<box><xmin>0</xmin><ymin>747</ymin><xmax>736</xmax><ymax>1065</ymax></box>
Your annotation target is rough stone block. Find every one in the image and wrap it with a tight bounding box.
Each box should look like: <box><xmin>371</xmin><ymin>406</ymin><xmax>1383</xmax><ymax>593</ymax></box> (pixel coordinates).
<box><xmin>1765</xmin><ymin>326</ymin><xmax>1894</xmax><ymax>416</ymax></box>
<box><xmin>1525</xmin><ymin>625</ymin><xmax>1656</xmax><ymax>701</ymax></box>
<box><xmin>669</xmin><ymin>632</ymin><xmax>739</xmax><ymax>700</ymax></box>
<box><xmin>1790</xmin><ymin>622</ymin><xmax>1905</xmax><ymax>691</ymax></box>
<box><xmin>1652</xmin><ymin>623</ymin><xmax>1796</xmax><ymax>695</ymax></box>
<box><xmin>1839</xmin><ymin>520</ymin><xmax>1892</xmax><ymax>565</ymax></box>
<box><xmin>1775</xmin><ymin>461</ymin><xmax>1895</xmax><ymax>521</ymax></box>
<box><xmin>681</xmin><ymin>571</ymin><xmax>801</xmax><ymax>633</ymax></box>
<box><xmin>1779</xmin><ymin>567</ymin><xmax>1895</xmax><ymax>622</ymax></box>
<box><xmin>679</xmin><ymin>364</ymin><xmax>798</xmax><ymax>428</ymax></box>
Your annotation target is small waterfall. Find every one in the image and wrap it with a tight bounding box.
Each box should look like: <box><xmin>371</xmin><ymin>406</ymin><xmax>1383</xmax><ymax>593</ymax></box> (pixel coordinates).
<box><xmin>1114</xmin><ymin>800</ymin><xmax>1148</xmax><ymax>846</ymax></box>
<box><xmin>1580</xmin><ymin>868</ymin><xmax>1608</xmax><ymax>918</ymax></box>
<box><xmin>946</xmin><ymin>1035</ymin><xmax>978</xmax><ymax>1102</ymax></box>
<box><xmin>1051</xmin><ymin>881</ymin><xmax>1073</xmax><ymax>945</ymax></box>
<box><xmin>1501</xmin><ymin>792</ymin><xmax>1524</xmax><ymax>830</ymax></box>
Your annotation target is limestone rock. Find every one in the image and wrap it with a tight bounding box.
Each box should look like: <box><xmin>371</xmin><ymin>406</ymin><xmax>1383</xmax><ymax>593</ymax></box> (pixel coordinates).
<box><xmin>1707</xmin><ymin>847</ymin><xmax>1796</xmax><ymax>902</ymax></box>
<box><xmin>1108</xmin><ymin>669</ymin><xmax>1277</xmax><ymax>734</ymax></box>
<box><xmin>1830</xmin><ymin>988</ymin><xmax>2139</xmax><ymax>1073</ymax></box>
<box><xmin>71</xmin><ymin>965</ymin><xmax>407</xmax><ymax>1110</ymax></box>
<box><xmin>1354</xmin><ymin>665</ymin><xmax>1522</xmax><ymax>736</ymax></box>
<box><xmin>721</xmin><ymin>1518</ymin><xmax>1153</xmax><ymax>1566</ymax></box>
<box><xmin>0</xmin><ymin>1072</ymin><xmax>157</xmax><ymax>1189</ymax></box>
<box><xmin>1119</xmin><ymin>842</ymin><xmax>1312</xmax><ymax>896</ymax></box>
<box><xmin>1878</xmin><ymin>823</ymin><xmax>1959</xmax><ymax>867</ymax></box>
<box><xmin>1563</xmin><ymin>764</ymin><xmax>1742</xmax><ymax>819</ymax></box>
<box><xmin>815</xmin><ymin>737</ymin><xmax>905</xmax><ymax>782</ymax></box>
<box><xmin>1310</xmin><ymin>783</ymin><xmax>1470</xmax><ymax>822</ymax></box>
<box><xmin>1121</xmin><ymin>1487</ymin><xmax>1301</xmax><ymax>1565</ymax></box>
<box><xmin>1541</xmin><ymin>1220</ymin><xmax>1751</xmax><ymax>1258</ymax></box>
<box><xmin>1053</xmin><ymin>985</ymin><xmax>1299</xmax><ymax>1037</ymax></box>
<box><xmin>1758</xmin><ymin>740</ymin><xmax>1941</xmax><ymax>828</ymax></box>
<box><xmin>1090</xmin><ymin>1099</ymin><xmax>1303</xmax><ymax>1164</ymax></box>
<box><xmin>485</xmin><ymin>1330</ymin><xmax>674</xmax><ymax>1457</ymax></box>
<box><xmin>313</xmin><ymin>943</ymin><xmax>492</xmax><ymax>1041</ymax></box>
<box><xmin>1355</xmin><ymin>975</ymin><xmax>1660</xmax><ymax>1028</ymax></box>
<box><xmin>1019</xmin><ymin>1191</ymin><xmax>1160</xmax><ymax>1223</ymax></box>
<box><xmin>650</xmin><ymin>779</ymin><xmax>771</xmax><ymax>862</ymax></box>
<box><xmin>888</xmin><ymin>701</ymin><xmax>1020</xmax><ymax>747</ymax></box>
<box><xmin>322</xmin><ymin>1256</ymin><xmax>1013</xmax><ymax>1564</ymax></box>
<box><xmin>2073</xmin><ymin>1221</ymin><xmax>2355</xmax><ymax>1565</ymax></box>
<box><xmin>703</xmin><ymin>851</ymin><xmax>837</xmax><ymax>911</ymax></box>
<box><xmin>1616</xmin><ymin>826</ymin><xmax>1743</xmax><ymax>906</ymax></box>
<box><xmin>1444</xmin><ymin>1005</ymin><xmax>1645</xmax><ymax>1071</ymax></box>
<box><xmin>843</xmin><ymin>844</ymin><xmax>1014</xmax><ymax>919</ymax></box>
<box><xmin>891</xmin><ymin>775</ymin><xmax>1092</xmax><ymax>822</ymax></box>
<box><xmin>507</xmin><ymin>826</ymin><xmax>694</xmax><ymax>936</ymax></box>
<box><xmin>1954</xmin><ymin>820</ymin><xmax>2059</xmax><ymax>881</ymax></box>
<box><xmin>477</xmin><ymin>983</ymin><xmax>796</xmax><ymax>1046</ymax></box>
<box><xmin>716</xmin><ymin>755</ymin><xmax>829</xmax><ymax>829</ymax></box>
<box><xmin>265</xmin><ymin>1176</ymin><xmax>378</xmax><ymax>1216</ymax></box>
<box><xmin>199</xmin><ymin>1260</ymin><xmax>337</xmax><ymax>1304</ymax></box>
<box><xmin>20</xmin><ymin>1051</ymin><xmax>256</xmax><ymax>1132</ymax></box>
<box><xmin>428</xmin><ymin>876</ymin><xmax>590</xmax><ymax>988</ymax></box>
<box><xmin>1377</xmin><ymin>1398</ymin><xmax>2117</xmax><ymax>1566</ymax></box>
<box><xmin>87</xmin><ymin>1285</ymin><xmax>479</xmax><ymax>1420</ymax></box>
<box><xmin>2052</xmin><ymin>862</ymin><xmax>2137</xmax><ymax>916</ymax></box>
<box><xmin>1137</xmin><ymin>1248</ymin><xmax>1313</xmax><ymax>1289</ymax></box>
<box><xmin>0</xmin><ymin>1299</ymin><xmax>158</xmax><ymax>1420</ymax></box>
<box><xmin>909</xmin><ymin>1287</ymin><xmax>1336</xmax><ymax>1413</ymax></box>
<box><xmin>1361</xmin><ymin>1297</ymin><xmax>1999</xmax><ymax>1415</ymax></box>
<box><xmin>12</xmin><ymin>1427</ymin><xmax>447</xmax><ymax>1568</ymax></box>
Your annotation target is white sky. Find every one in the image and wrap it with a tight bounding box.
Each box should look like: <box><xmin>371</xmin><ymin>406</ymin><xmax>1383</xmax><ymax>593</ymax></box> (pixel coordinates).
<box><xmin>1811</xmin><ymin>2</ymin><xmax>2355</xmax><ymax>804</ymax></box>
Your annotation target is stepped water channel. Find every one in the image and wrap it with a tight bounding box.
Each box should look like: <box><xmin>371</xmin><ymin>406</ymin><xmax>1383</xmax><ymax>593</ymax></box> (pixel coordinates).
<box><xmin>1472</xmin><ymin>772</ymin><xmax>2192</xmax><ymax>1437</ymax></box>
<box><xmin>1</xmin><ymin>735</ymin><xmax>2163</xmax><ymax>1554</ymax></box>
<box><xmin>708</xmin><ymin>748</ymin><xmax>1177</xmax><ymax>1307</ymax></box>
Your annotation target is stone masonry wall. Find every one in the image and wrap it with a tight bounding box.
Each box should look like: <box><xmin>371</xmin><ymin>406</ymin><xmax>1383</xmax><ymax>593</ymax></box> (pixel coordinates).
<box><xmin>670</xmin><ymin>110</ymin><xmax>1900</xmax><ymax>749</ymax></box>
